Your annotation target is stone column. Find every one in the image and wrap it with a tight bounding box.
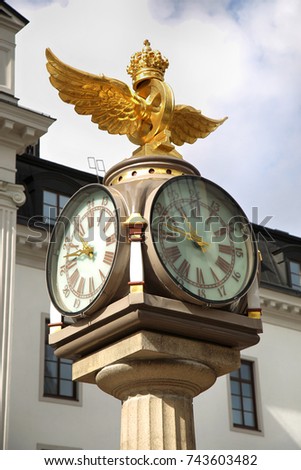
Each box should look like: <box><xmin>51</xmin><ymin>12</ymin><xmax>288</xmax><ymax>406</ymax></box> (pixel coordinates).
<box><xmin>96</xmin><ymin>358</ymin><xmax>216</xmax><ymax>450</ymax></box>
<box><xmin>0</xmin><ymin>181</ymin><xmax>26</xmax><ymax>449</ymax></box>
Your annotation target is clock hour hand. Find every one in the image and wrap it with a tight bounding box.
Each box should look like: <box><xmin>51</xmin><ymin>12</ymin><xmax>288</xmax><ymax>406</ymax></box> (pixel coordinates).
<box><xmin>64</xmin><ymin>245</ymin><xmax>94</xmax><ymax>259</ymax></box>
<box><xmin>64</xmin><ymin>249</ymin><xmax>85</xmax><ymax>258</ymax></box>
<box><xmin>166</xmin><ymin>222</ymin><xmax>209</xmax><ymax>252</ymax></box>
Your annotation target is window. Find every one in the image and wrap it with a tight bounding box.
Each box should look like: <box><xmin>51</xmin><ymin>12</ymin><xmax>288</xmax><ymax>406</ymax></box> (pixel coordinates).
<box><xmin>43</xmin><ymin>190</ymin><xmax>69</xmax><ymax>224</ymax></box>
<box><xmin>289</xmin><ymin>260</ymin><xmax>301</xmax><ymax>291</ymax></box>
<box><xmin>43</xmin><ymin>319</ymin><xmax>78</xmax><ymax>401</ymax></box>
<box><xmin>229</xmin><ymin>360</ymin><xmax>259</xmax><ymax>431</ymax></box>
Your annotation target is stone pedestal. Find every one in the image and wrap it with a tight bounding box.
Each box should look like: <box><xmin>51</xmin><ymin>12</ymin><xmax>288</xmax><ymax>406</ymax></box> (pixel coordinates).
<box><xmin>73</xmin><ymin>331</ymin><xmax>240</xmax><ymax>450</ymax></box>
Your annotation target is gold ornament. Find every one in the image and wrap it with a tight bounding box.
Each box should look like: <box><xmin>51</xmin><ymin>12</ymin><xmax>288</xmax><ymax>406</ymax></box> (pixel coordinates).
<box><xmin>46</xmin><ymin>40</ymin><xmax>227</xmax><ymax>158</ymax></box>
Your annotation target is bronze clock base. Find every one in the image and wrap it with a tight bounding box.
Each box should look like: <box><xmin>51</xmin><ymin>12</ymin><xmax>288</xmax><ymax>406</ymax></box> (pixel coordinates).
<box><xmin>49</xmin><ymin>291</ymin><xmax>262</xmax><ymax>360</ymax></box>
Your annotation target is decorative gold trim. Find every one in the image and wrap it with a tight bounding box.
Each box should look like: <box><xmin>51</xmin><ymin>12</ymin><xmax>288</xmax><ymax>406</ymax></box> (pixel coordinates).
<box><xmin>109</xmin><ymin>166</ymin><xmax>185</xmax><ymax>185</ymax></box>
<box><xmin>248</xmin><ymin>309</ymin><xmax>262</xmax><ymax>319</ymax></box>
<box><xmin>129</xmin><ymin>284</ymin><xmax>144</xmax><ymax>294</ymax></box>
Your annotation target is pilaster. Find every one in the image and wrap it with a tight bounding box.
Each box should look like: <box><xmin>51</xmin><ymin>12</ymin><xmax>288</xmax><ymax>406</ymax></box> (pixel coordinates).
<box><xmin>0</xmin><ymin>181</ymin><xmax>25</xmax><ymax>449</ymax></box>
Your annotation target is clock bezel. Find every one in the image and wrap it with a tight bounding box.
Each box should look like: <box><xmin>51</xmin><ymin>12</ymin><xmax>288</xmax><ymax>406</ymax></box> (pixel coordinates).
<box><xmin>46</xmin><ymin>183</ymin><xmax>129</xmax><ymax>317</ymax></box>
<box><xmin>145</xmin><ymin>175</ymin><xmax>258</xmax><ymax>307</ymax></box>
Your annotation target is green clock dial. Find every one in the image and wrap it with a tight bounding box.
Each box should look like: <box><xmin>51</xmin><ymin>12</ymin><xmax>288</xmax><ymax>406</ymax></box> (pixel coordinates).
<box><xmin>148</xmin><ymin>175</ymin><xmax>258</xmax><ymax>306</ymax></box>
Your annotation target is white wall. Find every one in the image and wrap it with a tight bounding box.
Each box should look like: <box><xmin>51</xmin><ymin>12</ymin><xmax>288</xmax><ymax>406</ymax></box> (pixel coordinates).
<box><xmin>194</xmin><ymin>321</ymin><xmax>301</xmax><ymax>450</ymax></box>
<box><xmin>9</xmin><ymin>263</ymin><xmax>121</xmax><ymax>450</ymax></box>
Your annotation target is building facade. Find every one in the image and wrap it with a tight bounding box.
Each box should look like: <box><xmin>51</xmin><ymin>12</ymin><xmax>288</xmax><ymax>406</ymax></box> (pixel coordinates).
<box><xmin>1</xmin><ymin>0</ymin><xmax>301</xmax><ymax>450</ymax></box>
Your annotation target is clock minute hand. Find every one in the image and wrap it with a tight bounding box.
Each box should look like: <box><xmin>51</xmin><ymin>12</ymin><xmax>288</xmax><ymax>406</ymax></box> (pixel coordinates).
<box><xmin>79</xmin><ymin>235</ymin><xmax>94</xmax><ymax>258</ymax></box>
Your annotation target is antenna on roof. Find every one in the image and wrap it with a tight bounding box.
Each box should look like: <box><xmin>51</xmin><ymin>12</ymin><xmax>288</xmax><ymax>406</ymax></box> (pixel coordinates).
<box><xmin>87</xmin><ymin>157</ymin><xmax>105</xmax><ymax>183</ymax></box>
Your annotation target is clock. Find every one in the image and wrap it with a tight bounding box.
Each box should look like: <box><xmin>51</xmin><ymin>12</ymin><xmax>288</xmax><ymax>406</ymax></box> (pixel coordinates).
<box><xmin>146</xmin><ymin>175</ymin><xmax>258</xmax><ymax>307</ymax></box>
<box><xmin>46</xmin><ymin>184</ymin><xmax>128</xmax><ymax>317</ymax></box>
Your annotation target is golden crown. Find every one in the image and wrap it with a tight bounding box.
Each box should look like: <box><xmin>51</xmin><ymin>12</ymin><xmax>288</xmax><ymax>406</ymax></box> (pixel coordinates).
<box><xmin>127</xmin><ymin>40</ymin><xmax>169</xmax><ymax>89</ymax></box>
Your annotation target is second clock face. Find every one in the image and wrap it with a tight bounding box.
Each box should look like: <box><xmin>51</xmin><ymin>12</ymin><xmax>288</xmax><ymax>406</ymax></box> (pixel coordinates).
<box><xmin>149</xmin><ymin>176</ymin><xmax>257</xmax><ymax>305</ymax></box>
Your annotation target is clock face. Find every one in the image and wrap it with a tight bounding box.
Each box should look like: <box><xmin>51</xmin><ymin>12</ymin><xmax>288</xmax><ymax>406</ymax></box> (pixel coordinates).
<box><xmin>149</xmin><ymin>176</ymin><xmax>257</xmax><ymax>305</ymax></box>
<box><xmin>46</xmin><ymin>184</ymin><xmax>120</xmax><ymax>317</ymax></box>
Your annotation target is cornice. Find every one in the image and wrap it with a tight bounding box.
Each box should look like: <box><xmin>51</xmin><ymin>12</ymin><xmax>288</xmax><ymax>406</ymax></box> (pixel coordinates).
<box><xmin>260</xmin><ymin>287</ymin><xmax>301</xmax><ymax>331</ymax></box>
<box><xmin>0</xmin><ymin>101</ymin><xmax>55</xmax><ymax>153</ymax></box>
<box><xmin>0</xmin><ymin>2</ymin><xmax>28</xmax><ymax>32</ymax></box>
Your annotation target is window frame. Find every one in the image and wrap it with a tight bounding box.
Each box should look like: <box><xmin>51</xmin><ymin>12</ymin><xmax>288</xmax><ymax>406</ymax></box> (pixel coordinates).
<box><xmin>288</xmin><ymin>259</ymin><xmax>301</xmax><ymax>292</ymax></box>
<box><xmin>42</xmin><ymin>189</ymin><xmax>69</xmax><ymax>225</ymax></box>
<box><xmin>39</xmin><ymin>313</ymin><xmax>82</xmax><ymax>406</ymax></box>
<box><xmin>228</xmin><ymin>357</ymin><xmax>263</xmax><ymax>435</ymax></box>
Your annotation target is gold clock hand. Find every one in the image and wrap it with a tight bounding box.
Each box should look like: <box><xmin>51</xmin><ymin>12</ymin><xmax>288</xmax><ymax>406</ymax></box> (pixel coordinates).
<box><xmin>166</xmin><ymin>222</ymin><xmax>209</xmax><ymax>252</ymax></box>
<box><xmin>79</xmin><ymin>235</ymin><xmax>94</xmax><ymax>258</ymax></box>
<box><xmin>181</xmin><ymin>216</ymin><xmax>210</xmax><ymax>252</ymax></box>
<box><xmin>64</xmin><ymin>246</ymin><xmax>94</xmax><ymax>259</ymax></box>
<box><xmin>64</xmin><ymin>249</ymin><xmax>84</xmax><ymax>258</ymax></box>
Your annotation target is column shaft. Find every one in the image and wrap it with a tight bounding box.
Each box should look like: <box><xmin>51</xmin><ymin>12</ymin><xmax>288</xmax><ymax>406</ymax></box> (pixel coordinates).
<box><xmin>0</xmin><ymin>183</ymin><xmax>25</xmax><ymax>449</ymax></box>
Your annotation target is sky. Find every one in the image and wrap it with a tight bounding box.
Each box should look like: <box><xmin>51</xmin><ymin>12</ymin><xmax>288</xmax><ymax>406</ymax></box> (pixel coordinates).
<box><xmin>8</xmin><ymin>0</ymin><xmax>301</xmax><ymax>237</ymax></box>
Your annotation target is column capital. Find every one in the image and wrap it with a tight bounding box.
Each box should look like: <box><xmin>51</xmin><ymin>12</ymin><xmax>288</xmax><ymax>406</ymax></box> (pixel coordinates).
<box><xmin>0</xmin><ymin>181</ymin><xmax>26</xmax><ymax>208</ymax></box>
<box><xmin>96</xmin><ymin>359</ymin><xmax>216</xmax><ymax>401</ymax></box>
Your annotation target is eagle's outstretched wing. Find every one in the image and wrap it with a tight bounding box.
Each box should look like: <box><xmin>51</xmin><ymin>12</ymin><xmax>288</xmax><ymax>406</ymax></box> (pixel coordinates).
<box><xmin>46</xmin><ymin>48</ymin><xmax>145</xmax><ymax>136</ymax></box>
<box><xmin>170</xmin><ymin>105</ymin><xmax>227</xmax><ymax>146</ymax></box>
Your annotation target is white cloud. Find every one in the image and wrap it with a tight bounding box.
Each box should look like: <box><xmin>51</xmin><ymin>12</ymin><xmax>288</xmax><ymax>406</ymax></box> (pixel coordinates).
<box><xmin>10</xmin><ymin>0</ymin><xmax>69</xmax><ymax>8</ymax></box>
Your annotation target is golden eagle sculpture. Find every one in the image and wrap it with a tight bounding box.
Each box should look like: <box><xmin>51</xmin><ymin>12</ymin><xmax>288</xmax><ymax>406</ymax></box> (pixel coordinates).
<box><xmin>46</xmin><ymin>40</ymin><xmax>227</xmax><ymax>158</ymax></box>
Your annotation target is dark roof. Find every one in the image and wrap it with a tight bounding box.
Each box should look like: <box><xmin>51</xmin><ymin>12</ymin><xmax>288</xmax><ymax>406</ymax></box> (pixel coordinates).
<box><xmin>16</xmin><ymin>152</ymin><xmax>100</xmax><ymax>227</ymax></box>
<box><xmin>253</xmin><ymin>224</ymin><xmax>301</xmax><ymax>297</ymax></box>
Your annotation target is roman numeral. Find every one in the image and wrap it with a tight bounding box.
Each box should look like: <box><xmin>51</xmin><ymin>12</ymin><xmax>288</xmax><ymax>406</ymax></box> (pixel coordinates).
<box><xmin>209</xmin><ymin>200</ymin><xmax>220</xmax><ymax>216</ymax></box>
<box><xmin>60</xmin><ymin>258</ymin><xmax>77</xmax><ymax>275</ymax></box>
<box><xmin>104</xmin><ymin>217</ymin><xmax>115</xmax><ymax>233</ymax></box>
<box><xmin>66</xmin><ymin>259</ymin><xmax>77</xmax><ymax>270</ymax></box>
<box><xmin>77</xmin><ymin>277</ymin><xmax>86</xmax><ymax>295</ymax></box>
<box><xmin>106</xmin><ymin>234</ymin><xmax>116</xmax><ymax>246</ymax></box>
<box><xmin>99</xmin><ymin>269</ymin><xmax>106</xmax><ymax>282</ymax></box>
<box><xmin>165</xmin><ymin>246</ymin><xmax>181</xmax><ymax>263</ymax></box>
<box><xmin>178</xmin><ymin>259</ymin><xmax>190</xmax><ymax>278</ymax></box>
<box><xmin>218</xmin><ymin>285</ymin><xmax>227</xmax><ymax>297</ymax></box>
<box><xmin>88</xmin><ymin>214</ymin><xmax>94</xmax><ymax>229</ymax></box>
<box><xmin>213</xmin><ymin>227</ymin><xmax>228</xmax><ymax>238</ymax></box>
<box><xmin>103</xmin><ymin>251</ymin><xmax>114</xmax><ymax>265</ymax></box>
<box><xmin>97</xmin><ymin>208</ymin><xmax>104</xmax><ymax>227</ymax></box>
<box><xmin>219</xmin><ymin>244</ymin><xmax>233</xmax><ymax>255</ymax></box>
<box><xmin>69</xmin><ymin>268</ymin><xmax>80</xmax><ymax>289</ymax></box>
<box><xmin>89</xmin><ymin>276</ymin><xmax>95</xmax><ymax>294</ymax></box>
<box><xmin>196</xmin><ymin>267</ymin><xmax>205</xmax><ymax>285</ymax></box>
<box><xmin>215</xmin><ymin>256</ymin><xmax>231</xmax><ymax>274</ymax></box>
<box><xmin>210</xmin><ymin>268</ymin><xmax>220</xmax><ymax>283</ymax></box>
<box><xmin>74</xmin><ymin>217</ymin><xmax>85</xmax><ymax>237</ymax></box>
